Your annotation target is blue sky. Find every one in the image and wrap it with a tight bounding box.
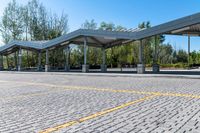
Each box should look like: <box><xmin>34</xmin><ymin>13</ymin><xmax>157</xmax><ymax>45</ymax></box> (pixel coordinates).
<box><xmin>0</xmin><ymin>0</ymin><xmax>200</xmax><ymax>51</ymax></box>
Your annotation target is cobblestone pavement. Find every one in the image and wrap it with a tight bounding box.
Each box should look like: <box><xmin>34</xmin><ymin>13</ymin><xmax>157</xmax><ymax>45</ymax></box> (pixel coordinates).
<box><xmin>0</xmin><ymin>72</ymin><xmax>200</xmax><ymax>133</ymax></box>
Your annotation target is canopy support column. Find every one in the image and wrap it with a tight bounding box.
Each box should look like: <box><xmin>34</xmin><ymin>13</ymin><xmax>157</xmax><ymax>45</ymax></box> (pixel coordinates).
<box><xmin>64</xmin><ymin>46</ymin><xmax>70</xmax><ymax>72</ymax></box>
<box><xmin>14</xmin><ymin>52</ymin><xmax>18</xmax><ymax>71</ymax></box>
<box><xmin>153</xmin><ymin>35</ymin><xmax>160</xmax><ymax>73</ymax></box>
<box><xmin>37</xmin><ymin>51</ymin><xmax>42</xmax><ymax>71</ymax></box>
<box><xmin>188</xmin><ymin>35</ymin><xmax>191</xmax><ymax>69</ymax></box>
<box><xmin>0</xmin><ymin>54</ymin><xmax>3</xmax><ymax>71</ymax></box>
<box><xmin>82</xmin><ymin>37</ymin><xmax>89</xmax><ymax>72</ymax></box>
<box><xmin>137</xmin><ymin>40</ymin><xmax>145</xmax><ymax>74</ymax></box>
<box><xmin>45</xmin><ymin>49</ymin><xmax>49</xmax><ymax>72</ymax></box>
<box><xmin>18</xmin><ymin>47</ymin><xmax>22</xmax><ymax>71</ymax></box>
<box><xmin>101</xmin><ymin>47</ymin><xmax>107</xmax><ymax>72</ymax></box>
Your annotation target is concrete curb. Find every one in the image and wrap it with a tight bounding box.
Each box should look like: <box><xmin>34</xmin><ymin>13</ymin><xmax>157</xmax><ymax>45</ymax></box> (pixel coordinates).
<box><xmin>0</xmin><ymin>71</ymin><xmax>200</xmax><ymax>79</ymax></box>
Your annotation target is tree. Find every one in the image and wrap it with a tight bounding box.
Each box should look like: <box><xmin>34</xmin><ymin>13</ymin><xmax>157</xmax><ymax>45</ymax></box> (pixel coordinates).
<box><xmin>21</xmin><ymin>5</ymin><xmax>30</xmax><ymax>41</ymax></box>
<box><xmin>81</xmin><ymin>19</ymin><xmax>97</xmax><ymax>30</ymax></box>
<box><xmin>99</xmin><ymin>22</ymin><xmax>115</xmax><ymax>31</ymax></box>
<box><xmin>176</xmin><ymin>49</ymin><xmax>188</xmax><ymax>63</ymax></box>
<box><xmin>47</xmin><ymin>12</ymin><xmax>68</xmax><ymax>40</ymax></box>
<box><xmin>0</xmin><ymin>0</ymin><xmax>24</xmax><ymax>42</ymax></box>
<box><xmin>0</xmin><ymin>8</ymin><xmax>11</xmax><ymax>44</ymax></box>
<box><xmin>158</xmin><ymin>43</ymin><xmax>173</xmax><ymax>64</ymax></box>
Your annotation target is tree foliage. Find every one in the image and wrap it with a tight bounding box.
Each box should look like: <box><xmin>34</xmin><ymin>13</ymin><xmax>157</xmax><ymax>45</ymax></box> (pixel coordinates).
<box><xmin>0</xmin><ymin>0</ymin><xmax>68</xmax><ymax>42</ymax></box>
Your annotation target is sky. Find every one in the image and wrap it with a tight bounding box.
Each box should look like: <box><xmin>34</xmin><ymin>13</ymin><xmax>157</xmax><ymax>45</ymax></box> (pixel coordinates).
<box><xmin>0</xmin><ymin>0</ymin><xmax>200</xmax><ymax>51</ymax></box>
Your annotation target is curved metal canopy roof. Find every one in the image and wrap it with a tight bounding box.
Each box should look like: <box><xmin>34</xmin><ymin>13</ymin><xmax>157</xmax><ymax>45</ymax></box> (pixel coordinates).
<box><xmin>1</xmin><ymin>12</ymin><xmax>200</xmax><ymax>55</ymax></box>
<box><xmin>0</xmin><ymin>29</ymin><xmax>137</xmax><ymax>54</ymax></box>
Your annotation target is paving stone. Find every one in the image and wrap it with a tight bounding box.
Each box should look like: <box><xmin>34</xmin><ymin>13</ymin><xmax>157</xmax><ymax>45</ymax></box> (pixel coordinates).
<box><xmin>0</xmin><ymin>72</ymin><xmax>200</xmax><ymax>132</ymax></box>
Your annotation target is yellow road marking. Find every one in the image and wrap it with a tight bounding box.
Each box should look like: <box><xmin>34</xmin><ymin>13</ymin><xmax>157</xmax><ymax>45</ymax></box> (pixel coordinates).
<box><xmin>0</xmin><ymin>89</ymin><xmax>69</xmax><ymax>100</ymax></box>
<box><xmin>1</xmin><ymin>80</ymin><xmax>200</xmax><ymax>99</ymax></box>
<box><xmin>39</xmin><ymin>95</ymin><xmax>156</xmax><ymax>133</ymax></box>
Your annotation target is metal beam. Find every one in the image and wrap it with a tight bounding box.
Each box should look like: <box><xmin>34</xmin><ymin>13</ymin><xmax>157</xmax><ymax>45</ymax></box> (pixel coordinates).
<box><xmin>89</xmin><ymin>37</ymin><xmax>104</xmax><ymax>45</ymax></box>
<box><xmin>105</xmin><ymin>39</ymin><xmax>125</xmax><ymax>49</ymax></box>
<box><xmin>71</xmin><ymin>41</ymin><xmax>103</xmax><ymax>48</ymax></box>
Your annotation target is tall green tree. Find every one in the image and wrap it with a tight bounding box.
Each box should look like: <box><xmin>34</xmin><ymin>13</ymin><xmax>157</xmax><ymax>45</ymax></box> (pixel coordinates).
<box><xmin>158</xmin><ymin>43</ymin><xmax>173</xmax><ymax>64</ymax></box>
<box><xmin>0</xmin><ymin>8</ymin><xmax>10</xmax><ymax>44</ymax></box>
<box><xmin>0</xmin><ymin>0</ymin><xmax>23</xmax><ymax>42</ymax></box>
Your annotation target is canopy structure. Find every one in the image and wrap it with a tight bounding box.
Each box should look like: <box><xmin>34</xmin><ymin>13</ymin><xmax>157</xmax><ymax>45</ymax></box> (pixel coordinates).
<box><xmin>134</xmin><ymin>12</ymin><xmax>200</xmax><ymax>39</ymax></box>
<box><xmin>0</xmin><ymin>12</ymin><xmax>200</xmax><ymax>73</ymax></box>
<box><xmin>0</xmin><ymin>29</ymin><xmax>139</xmax><ymax>54</ymax></box>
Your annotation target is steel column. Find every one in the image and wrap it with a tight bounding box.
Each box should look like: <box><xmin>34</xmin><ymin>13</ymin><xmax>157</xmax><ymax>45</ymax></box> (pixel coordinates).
<box><xmin>38</xmin><ymin>51</ymin><xmax>42</xmax><ymax>71</ymax></box>
<box><xmin>84</xmin><ymin>37</ymin><xmax>87</xmax><ymax>65</ymax></box>
<box><xmin>45</xmin><ymin>49</ymin><xmax>49</xmax><ymax>72</ymax></box>
<box><xmin>0</xmin><ymin>54</ymin><xmax>3</xmax><ymax>71</ymax></box>
<box><xmin>82</xmin><ymin>37</ymin><xmax>89</xmax><ymax>72</ymax></box>
<box><xmin>137</xmin><ymin>40</ymin><xmax>145</xmax><ymax>74</ymax></box>
<box><xmin>18</xmin><ymin>47</ymin><xmax>22</xmax><ymax>71</ymax></box>
<box><xmin>153</xmin><ymin>35</ymin><xmax>160</xmax><ymax>72</ymax></box>
<box><xmin>14</xmin><ymin>52</ymin><xmax>18</xmax><ymax>70</ymax></box>
<box><xmin>188</xmin><ymin>35</ymin><xmax>191</xmax><ymax>68</ymax></box>
<box><xmin>64</xmin><ymin>46</ymin><xmax>70</xmax><ymax>71</ymax></box>
<box><xmin>154</xmin><ymin>36</ymin><xmax>158</xmax><ymax>63</ymax></box>
<box><xmin>101</xmin><ymin>47</ymin><xmax>107</xmax><ymax>72</ymax></box>
<box><xmin>139</xmin><ymin>40</ymin><xmax>143</xmax><ymax>64</ymax></box>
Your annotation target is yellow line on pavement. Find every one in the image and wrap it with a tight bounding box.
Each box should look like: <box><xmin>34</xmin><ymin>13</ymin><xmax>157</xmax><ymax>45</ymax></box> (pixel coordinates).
<box><xmin>1</xmin><ymin>80</ymin><xmax>200</xmax><ymax>99</ymax></box>
<box><xmin>0</xmin><ymin>89</ymin><xmax>69</xmax><ymax>100</ymax></box>
<box><xmin>39</xmin><ymin>95</ymin><xmax>156</xmax><ymax>133</ymax></box>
